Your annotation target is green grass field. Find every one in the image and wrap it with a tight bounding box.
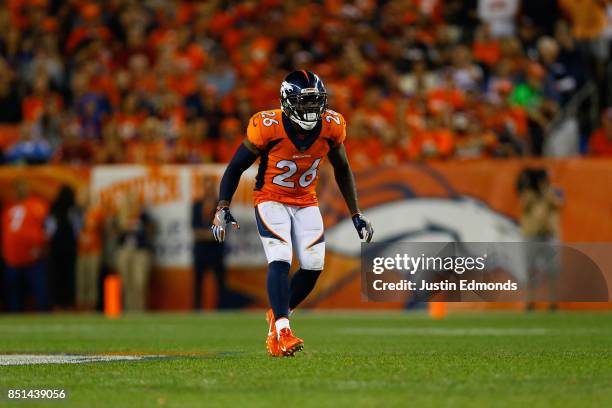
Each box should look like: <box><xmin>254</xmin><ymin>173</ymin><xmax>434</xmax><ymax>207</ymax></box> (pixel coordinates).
<box><xmin>1</xmin><ymin>311</ymin><xmax>611</xmax><ymax>407</ymax></box>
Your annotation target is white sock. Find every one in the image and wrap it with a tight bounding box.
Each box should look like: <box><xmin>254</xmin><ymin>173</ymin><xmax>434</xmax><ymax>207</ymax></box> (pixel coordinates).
<box><xmin>275</xmin><ymin>318</ymin><xmax>290</xmax><ymax>337</ymax></box>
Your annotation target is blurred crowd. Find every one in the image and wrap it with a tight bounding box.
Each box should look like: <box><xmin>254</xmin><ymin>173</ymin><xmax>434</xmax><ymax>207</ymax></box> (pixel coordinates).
<box><xmin>1</xmin><ymin>179</ymin><xmax>156</xmax><ymax>312</ymax></box>
<box><xmin>0</xmin><ymin>0</ymin><xmax>611</xmax><ymax>167</ymax></box>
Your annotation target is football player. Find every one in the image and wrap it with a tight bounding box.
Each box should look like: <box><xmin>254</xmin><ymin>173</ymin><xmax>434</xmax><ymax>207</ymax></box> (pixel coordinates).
<box><xmin>211</xmin><ymin>70</ymin><xmax>373</xmax><ymax>357</ymax></box>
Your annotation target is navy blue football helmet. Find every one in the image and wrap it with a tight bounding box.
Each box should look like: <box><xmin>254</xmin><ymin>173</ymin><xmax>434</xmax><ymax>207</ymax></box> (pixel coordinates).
<box><xmin>280</xmin><ymin>70</ymin><xmax>328</xmax><ymax>130</ymax></box>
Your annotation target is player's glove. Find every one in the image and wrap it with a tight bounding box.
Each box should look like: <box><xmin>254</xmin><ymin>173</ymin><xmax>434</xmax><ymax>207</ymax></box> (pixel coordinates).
<box><xmin>211</xmin><ymin>206</ymin><xmax>240</xmax><ymax>243</ymax></box>
<box><xmin>352</xmin><ymin>213</ymin><xmax>374</xmax><ymax>243</ymax></box>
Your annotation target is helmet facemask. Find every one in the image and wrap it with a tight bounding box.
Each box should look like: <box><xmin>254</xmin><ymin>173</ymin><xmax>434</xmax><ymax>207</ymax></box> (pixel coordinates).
<box><xmin>282</xmin><ymin>90</ymin><xmax>328</xmax><ymax>131</ymax></box>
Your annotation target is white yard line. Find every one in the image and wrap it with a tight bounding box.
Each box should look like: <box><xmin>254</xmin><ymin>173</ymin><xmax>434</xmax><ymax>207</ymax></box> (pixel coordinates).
<box><xmin>336</xmin><ymin>327</ymin><xmax>604</xmax><ymax>336</ymax></box>
<box><xmin>0</xmin><ymin>354</ymin><xmax>160</xmax><ymax>366</ymax></box>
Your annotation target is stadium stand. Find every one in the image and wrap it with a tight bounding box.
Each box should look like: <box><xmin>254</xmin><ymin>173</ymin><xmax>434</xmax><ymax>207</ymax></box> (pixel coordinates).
<box><xmin>0</xmin><ymin>0</ymin><xmax>610</xmax><ymax>166</ymax></box>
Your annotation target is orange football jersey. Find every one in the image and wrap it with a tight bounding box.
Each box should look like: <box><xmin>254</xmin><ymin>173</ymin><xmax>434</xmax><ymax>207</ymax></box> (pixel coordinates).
<box><xmin>247</xmin><ymin>109</ymin><xmax>346</xmax><ymax>207</ymax></box>
<box><xmin>2</xmin><ymin>197</ymin><xmax>49</xmax><ymax>267</ymax></box>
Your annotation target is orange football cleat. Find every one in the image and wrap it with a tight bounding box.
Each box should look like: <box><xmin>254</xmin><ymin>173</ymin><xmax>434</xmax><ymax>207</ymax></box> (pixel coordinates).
<box><xmin>265</xmin><ymin>309</ymin><xmax>281</xmax><ymax>357</ymax></box>
<box><xmin>278</xmin><ymin>327</ymin><xmax>304</xmax><ymax>356</ymax></box>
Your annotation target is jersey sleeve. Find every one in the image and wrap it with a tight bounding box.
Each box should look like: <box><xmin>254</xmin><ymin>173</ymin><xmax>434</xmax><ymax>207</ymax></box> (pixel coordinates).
<box><xmin>326</xmin><ymin>111</ymin><xmax>347</xmax><ymax>147</ymax></box>
<box><xmin>246</xmin><ymin>113</ymin><xmax>267</xmax><ymax>150</ymax></box>
<box><xmin>336</xmin><ymin>113</ymin><xmax>347</xmax><ymax>145</ymax></box>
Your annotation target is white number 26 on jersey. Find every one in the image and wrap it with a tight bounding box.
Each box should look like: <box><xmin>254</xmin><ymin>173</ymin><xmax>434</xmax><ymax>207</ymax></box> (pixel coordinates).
<box><xmin>261</xmin><ymin>111</ymin><xmax>279</xmax><ymax>127</ymax></box>
<box><xmin>273</xmin><ymin>158</ymin><xmax>322</xmax><ymax>188</ymax></box>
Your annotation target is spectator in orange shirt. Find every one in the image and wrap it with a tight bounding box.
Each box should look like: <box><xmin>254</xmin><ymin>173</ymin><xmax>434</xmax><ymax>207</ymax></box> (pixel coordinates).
<box><xmin>2</xmin><ymin>179</ymin><xmax>50</xmax><ymax>311</ymax></box>
<box><xmin>76</xmin><ymin>190</ymin><xmax>105</xmax><ymax>310</ymax></box>
<box><xmin>344</xmin><ymin>111</ymin><xmax>384</xmax><ymax>170</ymax></box>
<box><xmin>248</xmin><ymin>31</ymin><xmax>276</xmax><ymax>78</ymax></box>
<box><xmin>97</xmin><ymin>121</ymin><xmax>126</xmax><ymax>164</ymax></box>
<box><xmin>214</xmin><ymin>117</ymin><xmax>243</xmax><ymax>163</ymax></box>
<box><xmin>588</xmin><ymin>108</ymin><xmax>612</xmax><ymax>157</ymax></box>
<box><xmin>128</xmin><ymin>54</ymin><xmax>157</xmax><ymax>94</ymax></box>
<box><xmin>174</xmin><ymin>118</ymin><xmax>214</xmax><ymax>164</ymax></box>
<box><xmin>114</xmin><ymin>93</ymin><xmax>147</xmax><ymax>141</ymax></box>
<box><xmin>399</xmin><ymin>95</ymin><xmax>428</xmax><ymax>134</ymax></box>
<box><xmin>114</xmin><ymin>25</ymin><xmax>155</xmax><ymax>69</ymax></box>
<box><xmin>428</xmin><ymin>71</ymin><xmax>465</xmax><ymax>113</ymax></box>
<box><xmin>473</xmin><ymin>23</ymin><xmax>502</xmax><ymax>67</ymax></box>
<box><xmin>245</xmin><ymin>66</ymin><xmax>281</xmax><ymax>112</ymax></box>
<box><xmin>127</xmin><ymin>117</ymin><xmax>170</xmax><ymax>164</ymax></box>
<box><xmin>379</xmin><ymin>123</ymin><xmax>406</xmax><ymax>166</ymax></box>
<box><xmin>166</xmin><ymin>58</ymin><xmax>198</xmax><ymax>99</ymax></box>
<box><xmin>65</xmin><ymin>3</ymin><xmax>113</xmax><ymax>53</ymax></box>
<box><xmin>52</xmin><ymin>120</ymin><xmax>96</xmax><ymax>164</ymax></box>
<box><xmin>283</xmin><ymin>2</ymin><xmax>317</xmax><ymax>38</ymax></box>
<box><xmin>173</xmin><ymin>26</ymin><xmax>207</xmax><ymax>72</ymax></box>
<box><xmin>407</xmin><ymin>113</ymin><xmax>455</xmax><ymax>161</ymax></box>
<box><xmin>21</xmin><ymin>76</ymin><xmax>62</xmax><ymax>123</ymax></box>
<box><xmin>353</xmin><ymin>85</ymin><xmax>396</xmax><ymax>135</ymax></box>
<box><xmin>454</xmin><ymin>114</ymin><xmax>497</xmax><ymax>159</ymax></box>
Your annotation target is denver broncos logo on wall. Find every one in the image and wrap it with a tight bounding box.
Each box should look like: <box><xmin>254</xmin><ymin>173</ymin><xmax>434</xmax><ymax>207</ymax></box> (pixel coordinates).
<box><xmin>308</xmin><ymin>163</ymin><xmax>524</xmax><ymax>309</ymax></box>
